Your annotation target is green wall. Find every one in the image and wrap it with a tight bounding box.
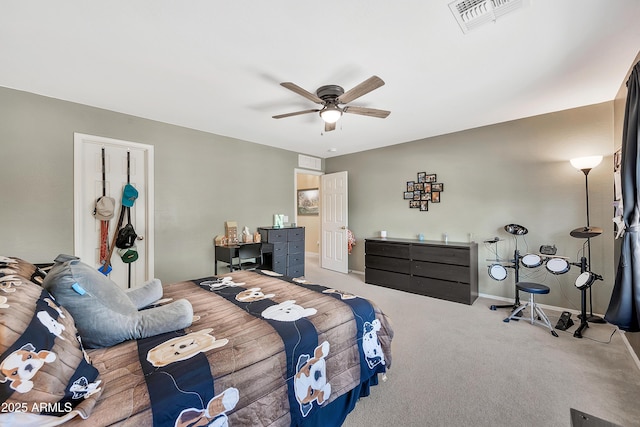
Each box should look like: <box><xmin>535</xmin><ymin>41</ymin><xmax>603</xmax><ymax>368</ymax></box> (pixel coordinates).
<box><xmin>326</xmin><ymin>103</ymin><xmax>615</xmax><ymax>314</ymax></box>
<box><xmin>0</xmin><ymin>87</ymin><xmax>299</xmax><ymax>283</ymax></box>
<box><xmin>1</xmin><ymin>85</ymin><xmax>619</xmax><ymax>315</ymax></box>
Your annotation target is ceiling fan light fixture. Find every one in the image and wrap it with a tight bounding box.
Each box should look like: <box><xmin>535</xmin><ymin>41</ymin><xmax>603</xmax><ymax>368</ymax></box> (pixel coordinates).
<box><xmin>320</xmin><ymin>105</ymin><xmax>343</xmax><ymax>124</ymax></box>
<box><xmin>275</xmin><ymin>77</ymin><xmax>388</xmax><ymax>132</ymax></box>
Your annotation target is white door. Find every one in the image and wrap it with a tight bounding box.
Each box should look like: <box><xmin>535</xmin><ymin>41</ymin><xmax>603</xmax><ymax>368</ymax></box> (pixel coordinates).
<box><xmin>73</xmin><ymin>133</ymin><xmax>154</xmax><ymax>290</ymax></box>
<box><xmin>320</xmin><ymin>171</ymin><xmax>348</xmax><ymax>273</ymax></box>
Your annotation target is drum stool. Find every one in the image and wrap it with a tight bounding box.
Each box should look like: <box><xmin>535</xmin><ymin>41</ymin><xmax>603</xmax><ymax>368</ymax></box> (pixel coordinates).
<box><xmin>504</xmin><ymin>282</ymin><xmax>559</xmax><ymax>337</ymax></box>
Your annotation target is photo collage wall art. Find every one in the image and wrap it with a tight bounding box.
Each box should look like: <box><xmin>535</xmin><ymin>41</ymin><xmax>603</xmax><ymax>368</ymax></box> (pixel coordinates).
<box><xmin>403</xmin><ymin>171</ymin><xmax>444</xmax><ymax>212</ymax></box>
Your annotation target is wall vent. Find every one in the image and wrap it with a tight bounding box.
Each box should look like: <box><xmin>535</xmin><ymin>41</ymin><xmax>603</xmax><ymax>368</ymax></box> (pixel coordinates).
<box><xmin>448</xmin><ymin>0</ymin><xmax>528</xmax><ymax>33</ymax></box>
<box><xmin>298</xmin><ymin>154</ymin><xmax>322</xmax><ymax>170</ymax></box>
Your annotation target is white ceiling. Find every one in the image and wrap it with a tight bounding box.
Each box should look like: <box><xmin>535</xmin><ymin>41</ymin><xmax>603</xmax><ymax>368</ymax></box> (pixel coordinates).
<box><xmin>2</xmin><ymin>1</ymin><xmax>639</xmax><ymax>158</ymax></box>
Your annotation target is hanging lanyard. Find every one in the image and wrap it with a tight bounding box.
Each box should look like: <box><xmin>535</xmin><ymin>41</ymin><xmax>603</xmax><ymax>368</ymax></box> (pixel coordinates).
<box><xmin>101</xmin><ymin>147</ymin><xmax>106</xmax><ymax>197</ymax></box>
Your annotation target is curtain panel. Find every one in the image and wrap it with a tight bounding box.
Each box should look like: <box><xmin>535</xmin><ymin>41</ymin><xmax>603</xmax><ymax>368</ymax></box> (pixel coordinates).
<box><xmin>605</xmin><ymin>61</ymin><xmax>640</xmax><ymax>331</ymax></box>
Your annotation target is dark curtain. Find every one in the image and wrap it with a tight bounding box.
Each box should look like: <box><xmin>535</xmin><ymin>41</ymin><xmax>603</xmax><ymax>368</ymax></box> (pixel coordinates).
<box><xmin>605</xmin><ymin>61</ymin><xmax>640</xmax><ymax>331</ymax></box>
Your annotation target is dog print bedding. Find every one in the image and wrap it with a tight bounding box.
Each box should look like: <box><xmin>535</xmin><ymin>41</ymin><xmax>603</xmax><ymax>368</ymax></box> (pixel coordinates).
<box><xmin>63</xmin><ymin>269</ymin><xmax>393</xmax><ymax>426</ymax></box>
<box><xmin>0</xmin><ymin>257</ymin><xmax>103</xmax><ymax>427</ymax></box>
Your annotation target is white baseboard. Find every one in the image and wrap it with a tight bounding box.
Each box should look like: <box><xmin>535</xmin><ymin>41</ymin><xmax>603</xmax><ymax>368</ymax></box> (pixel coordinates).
<box><xmin>620</xmin><ymin>330</ymin><xmax>640</xmax><ymax>372</ymax></box>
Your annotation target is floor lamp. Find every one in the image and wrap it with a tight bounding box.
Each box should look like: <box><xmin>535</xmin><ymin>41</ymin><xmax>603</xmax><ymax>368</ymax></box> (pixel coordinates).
<box><xmin>569</xmin><ymin>155</ymin><xmax>604</xmax><ymax>324</ymax></box>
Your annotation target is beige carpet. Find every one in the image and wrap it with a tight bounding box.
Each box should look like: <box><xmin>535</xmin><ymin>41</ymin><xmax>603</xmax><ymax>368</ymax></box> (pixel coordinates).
<box><xmin>302</xmin><ymin>256</ymin><xmax>640</xmax><ymax>427</ymax></box>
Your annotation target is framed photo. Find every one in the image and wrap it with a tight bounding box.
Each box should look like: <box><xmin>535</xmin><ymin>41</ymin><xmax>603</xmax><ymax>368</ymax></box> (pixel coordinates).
<box><xmin>401</xmin><ymin>171</ymin><xmax>444</xmax><ymax>212</ymax></box>
<box><xmin>297</xmin><ymin>188</ymin><xmax>319</xmax><ymax>215</ymax></box>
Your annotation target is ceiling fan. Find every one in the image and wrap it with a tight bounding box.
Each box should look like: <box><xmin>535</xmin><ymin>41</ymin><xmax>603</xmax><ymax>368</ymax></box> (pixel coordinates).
<box><xmin>272</xmin><ymin>75</ymin><xmax>390</xmax><ymax>132</ymax></box>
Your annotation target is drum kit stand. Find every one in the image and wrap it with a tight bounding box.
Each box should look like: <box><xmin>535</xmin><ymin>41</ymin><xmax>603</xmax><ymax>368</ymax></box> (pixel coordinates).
<box><xmin>487</xmin><ymin>223</ymin><xmax>603</xmax><ymax>338</ymax></box>
<box><xmin>569</xmin><ymin>226</ymin><xmax>604</xmax><ymax>338</ymax></box>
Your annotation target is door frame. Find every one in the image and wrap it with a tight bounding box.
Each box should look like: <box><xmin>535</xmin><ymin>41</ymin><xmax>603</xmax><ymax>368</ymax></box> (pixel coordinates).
<box><xmin>73</xmin><ymin>133</ymin><xmax>155</xmax><ymax>280</ymax></box>
<box><xmin>293</xmin><ymin>168</ymin><xmax>323</xmax><ymax>225</ymax></box>
<box><xmin>294</xmin><ymin>168</ymin><xmax>323</xmax><ymax>260</ymax></box>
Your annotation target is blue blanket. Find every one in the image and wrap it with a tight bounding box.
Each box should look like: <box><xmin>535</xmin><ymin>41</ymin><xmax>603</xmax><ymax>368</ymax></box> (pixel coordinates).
<box><xmin>137</xmin><ymin>272</ymin><xmax>388</xmax><ymax>426</ymax></box>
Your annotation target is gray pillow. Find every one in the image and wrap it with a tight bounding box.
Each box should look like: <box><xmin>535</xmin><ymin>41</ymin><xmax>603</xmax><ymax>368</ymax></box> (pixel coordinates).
<box><xmin>43</xmin><ymin>255</ymin><xmax>193</xmax><ymax>348</ymax></box>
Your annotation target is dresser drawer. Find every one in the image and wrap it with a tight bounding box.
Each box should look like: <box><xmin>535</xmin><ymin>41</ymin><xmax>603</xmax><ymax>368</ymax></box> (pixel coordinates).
<box><xmin>287</xmin><ymin>264</ymin><xmax>304</xmax><ymax>278</ymax></box>
<box><xmin>411</xmin><ymin>245</ymin><xmax>470</xmax><ymax>266</ymax></box>
<box><xmin>287</xmin><ymin>252</ymin><xmax>304</xmax><ymax>266</ymax></box>
<box><xmin>287</xmin><ymin>227</ymin><xmax>305</xmax><ymax>241</ymax></box>
<box><xmin>271</xmin><ymin>242</ymin><xmax>287</xmax><ymax>257</ymax></box>
<box><xmin>261</xmin><ymin>228</ymin><xmax>288</xmax><ymax>242</ymax></box>
<box><xmin>412</xmin><ymin>276</ymin><xmax>475</xmax><ymax>305</ymax></box>
<box><xmin>365</xmin><ymin>254</ymin><xmax>411</xmax><ymax>274</ymax></box>
<box><xmin>288</xmin><ymin>240</ymin><xmax>305</xmax><ymax>254</ymax></box>
<box><xmin>412</xmin><ymin>260</ymin><xmax>470</xmax><ymax>283</ymax></box>
<box><xmin>272</xmin><ymin>256</ymin><xmax>286</xmax><ymax>274</ymax></box>
<box><xmin>365</xmin><ymin>241</ymin><xmax>410</xmax><ymax>259</ymax></box>
<box><xmin>365</xmin><ymin>268</ymin><xmax>411</xmax><ymax>291</ymax></box>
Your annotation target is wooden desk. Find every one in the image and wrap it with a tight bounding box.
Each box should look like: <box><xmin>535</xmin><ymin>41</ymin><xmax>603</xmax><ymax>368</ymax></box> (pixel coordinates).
<box><xmin>214</xmin><ymin>242</ymin><xmax>273</xmax><ymax>274</ymax></box>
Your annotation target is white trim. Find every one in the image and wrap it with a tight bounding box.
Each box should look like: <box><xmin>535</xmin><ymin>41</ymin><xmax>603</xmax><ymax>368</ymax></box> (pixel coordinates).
<box><xmin>619</xmin><ymin>330</ymin><xmax>640</xmax><ymax>372</ymax></box>
<box><xmin>73</xmin><ymin>137</ymin><xmax>83</xmax><ymax>256</ymax></box>
<box><xmin>73</xmin><ymin>133</ymin><xmax>155</xmax><ymax>279</ymax></box>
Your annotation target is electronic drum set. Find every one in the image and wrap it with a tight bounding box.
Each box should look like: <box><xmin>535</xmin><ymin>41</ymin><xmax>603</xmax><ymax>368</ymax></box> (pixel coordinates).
<box><xmin>488</xmin><ymin>252</ymin><xmax>572</xmax><ymax>281</ymax></box>
<box><xmin>487</xmin><ymin>223</ymin><xmax>603</xmax><ymax>338</ymax></box>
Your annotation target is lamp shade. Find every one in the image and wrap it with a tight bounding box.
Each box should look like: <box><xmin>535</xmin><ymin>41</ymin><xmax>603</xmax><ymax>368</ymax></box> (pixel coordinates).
<box><xmin>320</xmin><ymin>105</ymin><xmax>342</xmax><ymax>124</ymax></box>
<box><xmin>570</xmin><ymin>156</ymin><xmax>603</xmax><ymax>171</ymax></box>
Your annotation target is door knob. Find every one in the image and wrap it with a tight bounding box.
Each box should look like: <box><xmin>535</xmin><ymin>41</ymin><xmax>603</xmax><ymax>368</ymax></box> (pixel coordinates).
<box><xmin>341</xmin><ymin>226</ymin><xmax>346</xmax><ymax>229</ymax></box>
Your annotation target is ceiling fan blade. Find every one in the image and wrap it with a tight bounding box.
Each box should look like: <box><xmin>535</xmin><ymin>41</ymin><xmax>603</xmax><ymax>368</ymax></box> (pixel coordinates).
<box><xmin>337</xmin><ymin>76</ymin><xmax>385</xmax><ymax>104</ymax></box>
<box><xmin>325</xmin><ymin>121</ymin><xmax>336</xmax><ymax>132</ymax></box>
<box><xmin>280</xmin><ymin>82</ymin><xmax>324</xmax><ymax>104</ymax></box>
<box><xmin>272</xmin><ymin>109</ymin><xmax>320</xmax><ymax>119</ymax></box>
<box><xmin>343</xmin><ymin>106</ymin><xmax>390</xmax><ymax>119</ymax></box>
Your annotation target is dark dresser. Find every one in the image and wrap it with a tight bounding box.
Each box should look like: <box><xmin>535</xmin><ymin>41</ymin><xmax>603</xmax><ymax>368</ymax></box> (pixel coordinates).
<box><xmin>258</xmin><ymin>227</ymin><xmax>305</xmax><ymax>277</ymax></box>
<box><xmin>365</xmin><ymin>237</ymin><xmax>478</xmax><ymax>305</ymax></box>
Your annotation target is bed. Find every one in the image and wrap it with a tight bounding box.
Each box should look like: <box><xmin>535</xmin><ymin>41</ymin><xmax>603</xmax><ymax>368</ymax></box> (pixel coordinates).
<box><xmin>0</xmin><ymin>256</ymin><xmax>393</xmax><ymax>427</ymax></box>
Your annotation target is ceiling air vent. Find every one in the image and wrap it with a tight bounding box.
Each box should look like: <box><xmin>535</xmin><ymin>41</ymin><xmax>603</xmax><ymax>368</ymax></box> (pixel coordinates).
<box><xmin>448</xmin><ymin>0</ymin><xmax>528</xmax><ymax>33</ymax></box>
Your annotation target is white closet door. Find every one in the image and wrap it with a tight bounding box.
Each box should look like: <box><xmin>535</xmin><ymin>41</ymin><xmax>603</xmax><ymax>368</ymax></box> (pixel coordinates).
<box><xmin>74</xmin><ymin>133</ymin><xmax>154</xmax><ymax>290</ymax></box>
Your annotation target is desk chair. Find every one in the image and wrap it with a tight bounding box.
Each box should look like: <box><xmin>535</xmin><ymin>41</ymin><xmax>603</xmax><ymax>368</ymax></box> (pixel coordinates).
<box><xmin>504</xmin><ymin>282</ymin><xmax>559</xmax><ymax>337</ymax></box>
<box><xmin>237</xmin><ymin>243</ymin><xmax>263</xmax><ymax>270</ymax></box>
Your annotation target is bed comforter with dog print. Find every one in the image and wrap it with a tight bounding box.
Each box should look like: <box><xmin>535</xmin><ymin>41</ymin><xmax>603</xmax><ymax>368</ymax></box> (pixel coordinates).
<box><xmin>65</xmin><ymin>269</ymin><xmax>393</xmax><ymax>426</ymax></box>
